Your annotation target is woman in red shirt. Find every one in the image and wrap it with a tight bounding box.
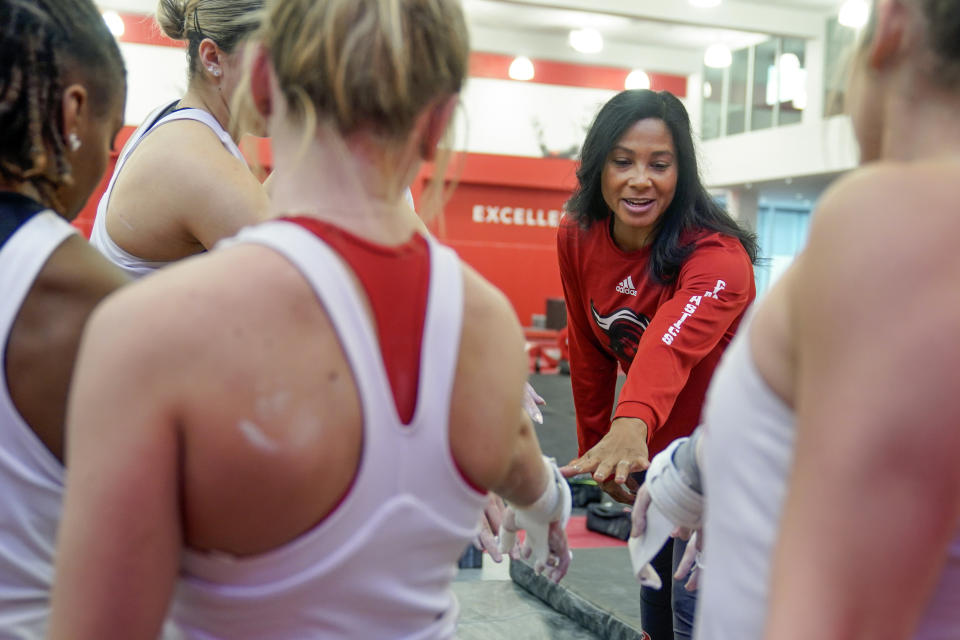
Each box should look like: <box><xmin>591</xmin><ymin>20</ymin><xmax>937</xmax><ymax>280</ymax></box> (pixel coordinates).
<box><xmin>557</xmin><ymin>89</ymin><xmax>758</xmax><ymax>640</ymax></box>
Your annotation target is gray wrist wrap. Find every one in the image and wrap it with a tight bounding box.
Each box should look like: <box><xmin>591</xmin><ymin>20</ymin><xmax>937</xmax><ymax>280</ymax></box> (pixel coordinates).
<box><xmin>672</xmin><ymin>427</ymin><xmax>703</xmax><ymax>495</ymax></box>
<box><xmin>646</xmin><ymin>437</ymin><xmax>704</xmax><ymax>529</ymax></box>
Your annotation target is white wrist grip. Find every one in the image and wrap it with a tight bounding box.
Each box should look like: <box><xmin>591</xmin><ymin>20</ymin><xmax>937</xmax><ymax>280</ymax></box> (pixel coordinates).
<box><xmin>647</xmin><ymin>438</ymin><xmax>704</xmax><ymax>529</ymax></box>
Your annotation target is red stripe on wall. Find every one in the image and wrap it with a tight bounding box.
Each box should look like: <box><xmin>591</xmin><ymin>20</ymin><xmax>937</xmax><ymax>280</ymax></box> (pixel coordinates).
<box><xmin>111</xmin><ymin>13</ymin><xmax>686</xmax><ymax>95</ymax></box>
<box><xmin>469</xmin><ymin>52</ymin><xmax>687</xmax><ymax>96</ymax></box>
<box><xmin>413</xmin><ymin>153</ymin><xmax>579</xmax><ymax>326</ymax></box>
<box><xmin>420</xmin><ymin>153</ymin><xmax>579</xmax><ymax>191</ymax></box>
<box><xmin>116</xmin><ymin>12</ymin><xmax>184</xmax><ymax>48</ymax></box>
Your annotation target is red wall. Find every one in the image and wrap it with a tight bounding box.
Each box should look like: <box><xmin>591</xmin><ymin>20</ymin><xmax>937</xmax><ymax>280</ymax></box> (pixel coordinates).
<box><xmin>75</xmin><ymin>135</ymin><xmax>576</xmax><ymax>327</ymax></box>
<box><xmin>417</xmin><ymin>154</ymin><xmax>578</xmax><ymax>326</ymax></box>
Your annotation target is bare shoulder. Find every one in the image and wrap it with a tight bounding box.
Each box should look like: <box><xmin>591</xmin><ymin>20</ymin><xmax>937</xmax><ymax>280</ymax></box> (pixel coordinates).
<box><xmin>806</xmin><ymin>162</ymin><xmax>960</xmax><ymax>265</ymax></box>
<box><xmin>14</xmin><ymin>236</ymin><xmax>127</xmax><ymax>367</ymax></box>
<box><xmin>116</xmin><ymin>120</ymin><xmax>246</xmax><ymax>195</ymax></box>
<box><xmin>793</xmin><ymin>162</ymin><xmax>958</xmax><ymax>311</ymax></box>
<box><xmin>790</xmin><ymin>161</ymin><xmax>960</xmax><ymax>416</ymax></box>
<box><xmin>85</xmin><ymin>242</ymin><xmax>295</xmax><ymax>375</ymax></box>
<box><xmin>6</xmin><ymin>237</ymin><xmax>129</xmax><ymax>459</ymax></box>
<box><xmin>110</xmin><ymin>120</ymin><xmax>268</xmax><ymax>244</ymax></box>
<box><xmin>128</xmin><ymin>118</ymin><xmax>246</xmax><ymax>171</ymax></box>
<box><xmin>24</xmin><ymin>236</ymin><xmax>129</xmax><ymax>355</ymax></box>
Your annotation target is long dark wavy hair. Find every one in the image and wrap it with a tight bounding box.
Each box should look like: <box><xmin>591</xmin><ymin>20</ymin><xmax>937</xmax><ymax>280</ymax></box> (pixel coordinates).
<box><xmin>566</xmin><ymin>90</ymin><xmax>758</xmax><ymax>284</ymax></box>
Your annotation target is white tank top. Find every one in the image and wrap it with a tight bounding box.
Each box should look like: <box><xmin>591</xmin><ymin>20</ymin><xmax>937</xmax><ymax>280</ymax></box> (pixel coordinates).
<box><xmin>0</xmin><ymin>211</ymin><xmax>74</xmax><ymax>639</ymax></box>
<box><xmin>90</xmin><ymin>101</ymin><xmax>246</xmax><ymax>279</ymax></box>
<box><xmin>169</xmin><ymin>220</ymin><xmax>488</xmax><ymax>640</ymax></box>
<box><xmin>697</xmin><ymin>313</ymin><xmax>960</xmax><ymax>639</ymax></box>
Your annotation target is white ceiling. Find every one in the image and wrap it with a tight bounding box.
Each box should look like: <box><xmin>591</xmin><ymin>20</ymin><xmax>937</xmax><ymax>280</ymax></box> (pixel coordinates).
<box><xmin>465</xmin><ymin>0</ymin><xmax>772</xmax><ymax>51</ymax></box>
<box><xmin>96</xmin><ymin>0</ymin><xmax>846</xmax><ymax>73</ymax></box>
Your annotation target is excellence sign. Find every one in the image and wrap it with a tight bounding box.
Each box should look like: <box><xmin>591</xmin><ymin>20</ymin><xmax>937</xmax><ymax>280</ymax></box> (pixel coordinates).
<box><xmin>471</xmin><ymin>204</ymin><xmax>563</xmax><ymax>228</ymax></box>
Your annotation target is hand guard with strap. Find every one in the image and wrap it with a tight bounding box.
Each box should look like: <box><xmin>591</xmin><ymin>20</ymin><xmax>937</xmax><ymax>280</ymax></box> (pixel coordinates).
<box><xmin>499</xmin><ymin>456</ymin><xmax>572</xmax><ymax>575</ymax></box>
<box><xmin>646</xmin><ymin>431</ymin><xmax>704</xmax><ymax>530</ymax></box>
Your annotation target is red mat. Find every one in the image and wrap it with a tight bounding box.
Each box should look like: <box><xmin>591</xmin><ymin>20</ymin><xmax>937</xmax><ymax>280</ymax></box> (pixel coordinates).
<box><xmin>565</xmin><ymin>515</ymin><xmax>627</xmax><ymax>549</ymax></box>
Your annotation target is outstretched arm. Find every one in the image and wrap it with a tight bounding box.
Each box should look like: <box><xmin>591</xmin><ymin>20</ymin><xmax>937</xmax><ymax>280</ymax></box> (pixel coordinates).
<box><xmin>765</xmin><ymin>171</ymin><xmax>960</xmax><ymax>639</ymax></box>
<box><xmin>451</xmin><ymin>264</ymin><xmax>571</xmax><ymax>581</ymax></box>
<box><xmin>563</xmin><ymin>237</ymin><xmax>754</xmax><ymax>501</ymax></box>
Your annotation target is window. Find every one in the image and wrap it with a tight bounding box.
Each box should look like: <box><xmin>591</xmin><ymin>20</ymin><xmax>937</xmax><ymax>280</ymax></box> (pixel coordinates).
<box><xmin>751</xmin><ymin>39</ymin><xmax>778</xmax><ymax>131</ymax></box>
<box><xmin>778</xmin><ymin>38</ymin><xmax>807</xmax><ymax>126</ymax></box>
<box><xmin>702</xmin><ymin>66</ymin><xmax>724</xmax><ymax>140</ymax></box>
<box><xmin>702</xmin><ymin>37</ymin><xmax>809</xmax><ymax>138</ymax></box>
<box><xmin>754</xmin><ymin>203</ymin><xmax>811</xmax><ymax>295</ymax></box>
<box><xmin>823</xmin><ymin>17</ymin><xmax>858</xmax><ymax>117</ymax></box>
<box><xmin>726</xmin><ymin>48</ymin><xmax>749</xmax><ymax>135</ymax></box>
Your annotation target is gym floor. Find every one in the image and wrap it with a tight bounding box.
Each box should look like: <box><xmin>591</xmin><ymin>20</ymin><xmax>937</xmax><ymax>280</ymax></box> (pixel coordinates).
<box><xmin>450</xmin><ymin>373</ymin><xmax>638</xmax><ymax>639</ymax></box>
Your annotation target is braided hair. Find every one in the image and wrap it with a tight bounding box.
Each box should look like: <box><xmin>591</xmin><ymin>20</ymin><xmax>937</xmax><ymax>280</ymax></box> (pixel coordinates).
<box><xmin>0</xmin><ymin>0</ymin><xmax>124</xmax><ymax>212</ymax></box>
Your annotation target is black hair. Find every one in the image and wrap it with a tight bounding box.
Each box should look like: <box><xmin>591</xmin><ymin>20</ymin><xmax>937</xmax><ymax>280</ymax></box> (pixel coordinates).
<box><xmin>0</xmin><ymin>0</ymin><xmax>125</xmax><ymax>211</ymax></box>
<box><xmin>566</xmin><ymin>90</ymin><xmax>758</xmax><ymax>284</ymax></box>
<box><xmin>918</xmin><ymin>0</ymin><xmax>960</xmax><ymax>83</ymax></box>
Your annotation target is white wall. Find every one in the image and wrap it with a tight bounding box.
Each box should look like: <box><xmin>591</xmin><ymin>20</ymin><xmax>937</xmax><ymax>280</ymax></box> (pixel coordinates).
<box><xmin>116</xmin><ymin>43</ymin><xmax>626</xmax><ymax>159</ymax></box>
<box><xmin>455</xmin><ymin>78</ymin><xmax>617</xmax><ymax>157</ymax></box>
<box><xmin>700</xmin><ymin>115</ymin><xmax>858</xmax><ymax>187</ymax></box>
<box><xmin>120</xmin><ymin>43</ymin><xmax>187</xmax><ymax>124</ymax></box>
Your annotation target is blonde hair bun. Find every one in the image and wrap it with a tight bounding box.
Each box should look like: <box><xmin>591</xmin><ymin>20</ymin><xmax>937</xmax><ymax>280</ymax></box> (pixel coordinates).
<box><xmin>156</xmin><ymin>0</ymin><xmax>191</xmax><ymax>40</ymax></box>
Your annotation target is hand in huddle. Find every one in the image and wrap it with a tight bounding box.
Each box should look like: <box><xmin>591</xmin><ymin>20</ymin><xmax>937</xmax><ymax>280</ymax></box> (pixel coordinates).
<box><xmin>560</xmin><ymin>417</ymin><xmax>649</xmax><ymax>504</ymax></box>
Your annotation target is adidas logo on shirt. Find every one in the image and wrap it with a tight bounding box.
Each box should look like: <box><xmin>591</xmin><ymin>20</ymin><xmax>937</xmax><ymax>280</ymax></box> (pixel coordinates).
<box><xmin>616</xmin><ymin>275</ymin><xmax>638</xmax><ymax>296</ymax></box>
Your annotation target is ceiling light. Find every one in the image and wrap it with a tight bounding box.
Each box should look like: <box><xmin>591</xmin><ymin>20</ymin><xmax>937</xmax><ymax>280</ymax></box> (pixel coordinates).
<box><xmin>568</xmin><ymin>28</ymin><xmax>603</xmax><ymax>54</ymax></box>
<box><xmin>689</xmin><ymin>0</ymin><xmax>722</xmax><ymax>7</ymax></box>
<box><xmin>102</xmin><ymin>10</ymin><xmax>125</xmax><ymax>38</ymax></box>
<box><xmin>838</xmin><ymin>0</ymin><xmax>869</xmax><ymax>29</ymax></box>
<box><xmin>778</xmin><ymin>52</ymin><xmax>801</xmax><ymax>71</ymax></box>
<box><xmin>704</xmin><ymin>44</ymin><xmax>732</xmax><ymax>69</ymax></box>
<box><xmin>508</xmin><ymin>56</ymin><xmax>535</xmax><ymax>81</ymax></box>
<box><xmin>624</xmin><ymin>70</ymin><xmax>651</xmax><ymax>90</ymax></box>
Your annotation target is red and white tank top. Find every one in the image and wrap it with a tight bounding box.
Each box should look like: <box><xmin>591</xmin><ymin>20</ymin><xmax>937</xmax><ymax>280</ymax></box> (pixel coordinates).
<box><xmin>170</xmin><ymin>219</ymin><xmax>488</xmax><ymax>639</ymax></box>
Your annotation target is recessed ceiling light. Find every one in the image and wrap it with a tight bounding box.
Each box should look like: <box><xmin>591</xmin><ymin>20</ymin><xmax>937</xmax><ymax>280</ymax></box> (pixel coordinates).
<box><xmin>778</xmin><ymin>53</ymin><xmax>801</xmax><ymax>71</ymax></box>
<box><xmin>838</xmin><ymin>0</ymin><xmax>870</xmax><ymax>29</ymax></box>
<box><xmin>689</xmin><ymin>0</ymin><xmax>722</xmax><ymax>7</ymax></box>
<box><xmin>625</xmin><ymin>70</ymin><xmax>651</xmax><ymax>90</ymax></box>
<box><xmin>704</xmin><ymin>44</ymin><xmax>732</xmax><ymax>69</ymax></box>
<box><xmin>102</xmin><ymin>10</ymin><xmax>125</xmax><ymax>38</ymax></box>
<box><xmin>508</xmin><ymin>56</ymin><xmax>535</xmax><ymax>81</ymax></box>
<box><xmin>568</xmin><ymin>28</ymin><xmax>603</xmax><ymax>54</ymax></box>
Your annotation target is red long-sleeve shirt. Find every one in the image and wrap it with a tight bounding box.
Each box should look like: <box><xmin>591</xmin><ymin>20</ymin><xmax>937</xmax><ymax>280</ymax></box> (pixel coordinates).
<box><xmin>557</xmin><ymin>217</ymin><xmax>755</xmax><ymax>457</ymax></box>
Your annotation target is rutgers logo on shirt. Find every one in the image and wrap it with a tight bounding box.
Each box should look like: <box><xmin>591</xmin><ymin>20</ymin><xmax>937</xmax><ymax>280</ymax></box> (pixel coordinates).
<box><xmin>616</xmin><ymin>275</ymin><xmax>638</xmax><ymax>296</ymax></box>
<box><xmin>591</xmin><ymin>301</ymin><xmax>650</xmax><ymax>362</ymax></box>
